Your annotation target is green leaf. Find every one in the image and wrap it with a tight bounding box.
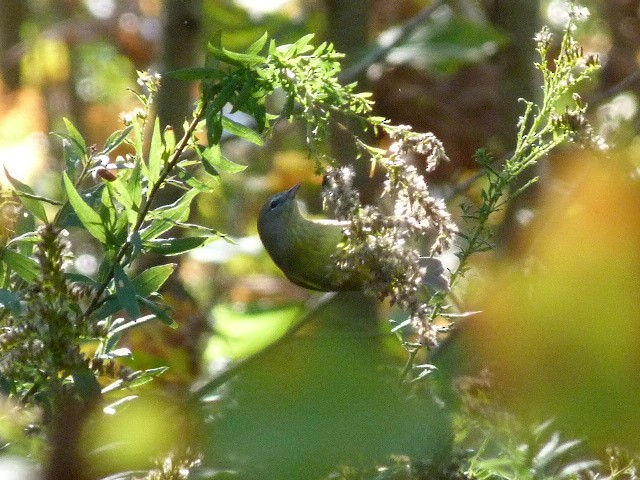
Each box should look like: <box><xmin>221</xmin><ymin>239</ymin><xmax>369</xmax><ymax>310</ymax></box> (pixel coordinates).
<box><xmin>144</xmin><ymin>236</ymin><xmax>215</xmax><ymax>256</ymax></box>
<box><xmin>107</xmin><ymin>179</ymin><xmax>136</xmax><ymax>226</ymax></box>
<box><xmin>128</xmin><ymin>366</ymin><xmax>170</xmax><ymax>388</ymax></box>
<box><xmin>65</xmin><ymin>272</ymin><xmax>99</xmax><ymax>287</ymax></box>
<box><xmin>101</xmin><ymin>125</ymin><xmax>134</xmax><ymax>154</ymax></box>
<box><xmin>0</xmin><ymin>289</ymin><xmax>22</xmax><ymax>314</ymax></box>
<box><xmin>131</xmin><ymin>264</ymin><xmax>176</xmax><ymax>297</ymax></box>
<box><xmin>129</xmin><ymin>161</ymin><xmax>143</xmax><ymax>210</ymax></box>
<box><xmin>4</xmin><ymin>166</ymin><xmax>48</xmax><ymax>222</ymax></box>
<box><xmin>62</xmin><ymin>173</ymin><xmax>107</xmax><ymax>243</ymax></box>
<box><xmin>176</xmin><ymin>166</ymin><xmax>219</xmax><ymax>192</ymax></box>
<box><xmin>141</xmin><ymin>189</ymin><xmax>199</xmax><ymax>240</ymax></box>
<box><xmin>71</xmin><ymin>365</ymin><xmax>102</xmax><ymax>403</ymax></box>
<box><xmin>54</xmin><ymin>133</ymin><xmax>84</xmax><ymax>181</ymax></box>
<box><xmin>246</xmin><ymin>32</ymin><xmax>269</xmax><ymax>55</ymax></box>
<box><xmin>201</xmin><ymin>145</ymin><xmax>247</xmax><ymax>174</ymax></box>
<box><xmin>148</xmin><ymin>117</ymin><xmax>164</xmax><ymax>184</ymax></box>
<box><xmin>167</xmin><ymin>67</ymin><xmax>225</xmax><ymax>81</ymax></box>
<box><xmin>206</xmin><ymin>107</ymin><xmax>224</xmax><ymax>146</ymax></box>
<box><xmin>221</xmin><ymin>115</ymin><xmax>263</xmax><ymax>146</ymax></box>
<box><xmin>164</xmin><ymin>125</ymin><xmax>176</xmax><ymax>152</ymax></box>
<box><xmin>0</xmin><ymin>248</ymin><xmax>39</xmax><ymax>282</ymax></box>
<box><xmin>62</xmin><ymin>117</ymin><xmax>88</xmax><ymax>155</ymax></box>
<box><xmin>109</xmin><ymin>314</ymin><xmax>158</xmax><ymax>335</ymax></box>
<box><xmin>14</xmin><ymin>209</ymin><xmax>36</xmax><ymax>257</ymax></box>
<box><xmin>113</xmin><ymin>264</ymin><xmax>141</xmax><ymax>319</ymax></box>
<box><xmin>130</xmin><ymin>230</ymin><xmax>143</xmax><ymax>261</ymax></box>
<box><xmin>138</xmin><ymin>297</ymin><xmax>178</xmax><ymax>328</ymax></box>
<box><xmin>293</xmin><ymin>33</ymin><xmax>315</xmax><ymax>52</ymax></box>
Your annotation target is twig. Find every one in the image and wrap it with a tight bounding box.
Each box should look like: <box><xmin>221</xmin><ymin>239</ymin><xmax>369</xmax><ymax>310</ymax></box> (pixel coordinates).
<box><xmin>189</xmin><ymin>292</ymin><xmax>336</xmax><ymax>404</ymax></box>
<box><xmin>587</xmin><ymin>69</ymin><xmax>640</xmax><ymax>108</ymax></box>
<box><xmin>339</xmin><ymin>0</ymin><xmax>447</xmax><ymax>84</ymax></box>
<box><xmin>83</xmin><ymin>108</ymin><xmax>205</xmax><ymax>319</ymax></box>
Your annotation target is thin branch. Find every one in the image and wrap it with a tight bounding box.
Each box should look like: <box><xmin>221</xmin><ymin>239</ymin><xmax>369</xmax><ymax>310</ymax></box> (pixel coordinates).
<box><xmin>338</xmin><ymin>0</ymin><xmax>447</xmax><ymax>84</ymax></box>
<box><xmin>83</xmin><ymin>108</ymin><xmax>205</xmax><ymax>319</ymax></box>
<box><xmin>587</xmin><ymin>69</ymin><xmax>640</xmax><ymax>108</ymax></box>
<box><xmin>189</xmin><ymin>292</ymin><xmax>336</xmax><ymax>404</ymax></box>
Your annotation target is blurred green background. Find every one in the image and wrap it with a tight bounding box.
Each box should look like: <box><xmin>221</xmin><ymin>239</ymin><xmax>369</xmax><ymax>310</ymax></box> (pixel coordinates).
<box><xmin>2</xmin><ymin>0</ymin><xmax>640</xmax><ymax>478</ymax></box>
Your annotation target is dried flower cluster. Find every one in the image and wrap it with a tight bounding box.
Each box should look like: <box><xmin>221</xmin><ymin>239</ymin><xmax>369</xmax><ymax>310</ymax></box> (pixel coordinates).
<box><xmin>146</xmin><ymin>449</ymin><xmax>202</xmax><ymax>480</ymax></box>
<box><xmin>0</xmin><ymin>225</ymin><xmax>129</xmax><ymax>406</ymax></box>
<box><xmin>324</xmin><ymin>126</ymin><xmax>457</xmax><ymax>345</ymax></box>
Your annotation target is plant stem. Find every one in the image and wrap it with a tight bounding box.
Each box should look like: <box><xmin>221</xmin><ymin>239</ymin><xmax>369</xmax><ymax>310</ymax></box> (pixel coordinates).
<box><xmin>83</xmin><ymin>107</ymin><xmax>205</xmax><ymax>319</ymax></box>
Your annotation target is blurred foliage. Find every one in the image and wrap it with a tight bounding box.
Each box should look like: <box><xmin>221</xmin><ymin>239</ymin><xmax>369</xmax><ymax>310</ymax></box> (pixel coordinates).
<box><xmin>463</xmin><ymin>153</ymin><xmax>640</xmax><ymax>448</ymax></box>
<box><xmin>1</xmin><ymin>1</ymin><xmax>640</xmax><ymax>480</ymax></box>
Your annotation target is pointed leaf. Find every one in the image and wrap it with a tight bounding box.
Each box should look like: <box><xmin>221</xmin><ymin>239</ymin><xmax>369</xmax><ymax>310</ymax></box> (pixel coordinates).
<box><xmin>176</xmin><ymin>166</ymin><xmax>219</xmax><ymax>191</ymax></box>
<box><xmin>62</xmin><ymin>173</ymin><xmax>107</xmax><ymax>243</ymax></box>
<box><xmin>131</xmin><ymin>263</ymin><xmax>176</xmax><ymax>297</ymax></box>
<box><xmin>144</xmin><ymin>236</ymin><xmax>215</xmax><ymax>256</ymax></box>
<box><xmin>246</xmin><ymin>32</ymin><xmax>269</xmax><ymax>55</ymax></box>
<box><xmin>88</xmin><ymin>294</ymin><xmax>122</xmax><ymax>320</ymax></box>
<box><xmin>110</xmin><ymin>314</ymin><xmax>158</xmax><ymax>335</ymax></box>
<box><xmin>221</xmin><ymin>115</ymin><xmax>263</xmax><ymax>146</ymax></box>
<box><xmin>0</xmin><ymin>248</ymin><xmax>39</xmax><ymax>282</ymax></box>
<box><xmin>4</xmin><ymin>166</ymin><xmax>48</xmax><ymax>222</ymax></box>
<box><xmin>128</xmin><ymin>366</ymin><xmax>170</xmax><ymax>387</ymax></box>
<box><xmin>148</xmin><ymin>117</ymin><xmax>163</xmax><ymax>184</ymax></box>
<box><xmin>201</xmin><ymin>145</ymin><xmax>247</xmax><ymax>174</ymax></box>
<box><xmin>113</xmin><ymin>264</ymin><xmax>141</xmax><ymax>318</ymax></box>
<box><xmin>138</xmin><ymin>297</ymin><xmax>178</xmax><ymax>328</ymax></box>
<box><xmin>101</xmin><ymin>125</ymin><xmax>134</xmax><ymax>154</ymax></box>
<box><xmin>63</xmin><ymin>117</ymin><xmax>88</xmax><ymax>155</ymax></box>
<box><xmin>141</xmin><ymin>189</ymin><xmax>199</xmax><ymax>240</ymax></box>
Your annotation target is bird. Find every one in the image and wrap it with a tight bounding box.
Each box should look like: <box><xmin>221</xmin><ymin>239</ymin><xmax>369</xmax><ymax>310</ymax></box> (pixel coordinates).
<box><xmin>257</xmin><ymin>183</ymin><xmax>450</xmax><ymax>293</ymax></box>
<box><xmin>257</xmin><ymin>183</ymin><xmax>361</xmax><ymax>291</ymax></box>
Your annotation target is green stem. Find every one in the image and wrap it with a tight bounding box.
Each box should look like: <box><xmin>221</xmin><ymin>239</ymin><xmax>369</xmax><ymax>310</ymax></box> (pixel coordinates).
<box><xmin>83</xmin><ymin>107</ymin><xmax>205</xmax><ymax>320</ymax></box>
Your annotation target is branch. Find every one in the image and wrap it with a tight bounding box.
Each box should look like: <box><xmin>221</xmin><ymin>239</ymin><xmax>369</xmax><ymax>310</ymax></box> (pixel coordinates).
<box><xmin>338</xmin><ymin>0</ymin><xmax>447</xmax><ymax>84</ymax></box>
<box><xmin>189</xmin><ymin>292</ymin><xmax>336</xmax><ymax>404</ymax></box>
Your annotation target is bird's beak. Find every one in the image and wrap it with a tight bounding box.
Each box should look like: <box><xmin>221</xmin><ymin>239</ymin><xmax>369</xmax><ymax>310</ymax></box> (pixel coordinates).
<box><xmin>284</xmin><ymin>183</ymin><xmax>302</xmax><ymax>199</ymax></box>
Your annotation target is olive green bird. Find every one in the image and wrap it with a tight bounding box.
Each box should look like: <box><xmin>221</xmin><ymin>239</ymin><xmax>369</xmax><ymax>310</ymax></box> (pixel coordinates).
<box><xmin>257</xmin><ymin>183</ymin><xmax>360</xmax><ymax>291</ymax></box>
<box><xmin>258</xmin><ymin>183</ymin><xmax>449</xmax><ymax>292</ymax></box>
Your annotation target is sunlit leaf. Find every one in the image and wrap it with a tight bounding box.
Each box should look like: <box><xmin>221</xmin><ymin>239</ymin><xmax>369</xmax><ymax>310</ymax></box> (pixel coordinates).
<box><xmin>4</xmin><ymin>166</ymin><xmax>48</xmax><ymax>222</ymax></box>
<box><xmin>246</xmin><ymin>32</ymin><xmax>269</xmax><ymax>55</ymax></box>
<box><xmin>62</xmin><ymin>117</ymin><xmax>88</xmax><ymax>155</ymax></box>
<box><xmin>131</xmin><ymin>264</ymin><xmax>176</xmax><ymax>297</ymax></box>
<box><xmin>144</xmin><ymin>236</ymin><xmax>216</xmax><ymax>256</ymax></box>
<box><xmin>109</xmin><ymin>315</ymin><xmax>158</xmax><ymax>335</ymax></box>
<box><xmin>221</xmin><ymin>115</ymin><xmax>263</xmax><ymax>146</ymax></box>
<box><xmin>200</xmin><ymin>144</ymin><xmax>247</xmax><ymax>173</ymax></box>
<box><xmin>0</xmin><ymin>248</ymin><xmax>39</xmax><ymax>282</ymax></box>
<box><xmin>176</xmin><ymin>166</ymin><xmax>219</xmax><ymax>191</ymax></box>
<box><xmin>101</xmin><ymin>125</ymin><xmax>134</xmax><ymax>154</ymax></box>
<box><xmin>62</xmin><ymin>173</ymin><xmax>107</xmax><ymax>243</ymax></box>
<box><xmin>148</xmin><ymin>117</ymin><xmax>163</xmax><ymax>184</ymax></box>
<box><xmin>141</xmin><ymin>189</ymin><xmax>199</xmax><ymax>240</ymax></box>
<box><xmin>127</xmin><ymin>366</ymin><xmax>170</xmax><ymax>387</ymax></box>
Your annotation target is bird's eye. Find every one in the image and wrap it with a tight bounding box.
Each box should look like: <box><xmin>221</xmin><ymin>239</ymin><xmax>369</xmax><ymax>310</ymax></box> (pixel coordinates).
<box><xmin>269</xmin><ymin>199</ymin><xmax>279</xmax><ymax>209</ymax></box>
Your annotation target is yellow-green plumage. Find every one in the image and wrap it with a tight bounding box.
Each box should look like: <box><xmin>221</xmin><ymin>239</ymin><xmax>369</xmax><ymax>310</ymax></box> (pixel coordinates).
<box><xmin>257</xmin><ymin>184</ymin><xmax>360</xmax><ymax>291</ymax></box>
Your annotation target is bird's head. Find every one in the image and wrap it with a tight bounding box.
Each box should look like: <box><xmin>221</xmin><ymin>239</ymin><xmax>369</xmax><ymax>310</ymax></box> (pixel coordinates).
<box><xmin>257</xmin><ymin>183</ymin><xmax>302</xmax><ymax>246</ymax></box>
